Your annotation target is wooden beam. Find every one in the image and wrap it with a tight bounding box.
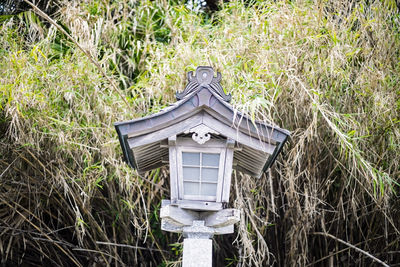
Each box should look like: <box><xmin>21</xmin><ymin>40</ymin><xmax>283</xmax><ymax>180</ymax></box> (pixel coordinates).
<box><xmin>202</xmin><ymin>113</ymin><xmax>276</xmax><ymax>154</ymax></box>
<box><xmin>169</xmin><ymin>137</ymin><xmax>179</xmax><ymax>202</ymax></box>
<box><xmin>128</xmin><ymin>114</ymin><xmax>203</xmax><ymax>148</ymax></box>
<box><xmin>221</xmin><ymin>146</ymin><xmax>234</xmax><ymax>203</ymax></box>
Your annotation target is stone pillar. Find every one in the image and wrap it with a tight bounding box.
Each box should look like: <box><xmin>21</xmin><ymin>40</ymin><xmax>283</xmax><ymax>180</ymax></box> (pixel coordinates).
<box><xmin>182</xmin><ymin>220</ymin><xmax>214</xmax><ymax>267</ymax></box>
<box><xmin>182</xmin><ymin>238</ymin><xmax>212</xmax><ymax>267</ymax></box>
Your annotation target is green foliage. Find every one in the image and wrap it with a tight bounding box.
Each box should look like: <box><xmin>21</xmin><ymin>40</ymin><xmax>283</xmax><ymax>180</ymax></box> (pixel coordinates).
<box><xmin>0</xmin><ymin>0</ymin><xmax>399</xmax><ymax>266</ymax></box>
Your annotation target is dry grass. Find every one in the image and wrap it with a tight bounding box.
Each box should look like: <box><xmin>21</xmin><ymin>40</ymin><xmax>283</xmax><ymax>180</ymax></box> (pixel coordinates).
<box><xmin>0</xmin><ymin>0</ymin><xmax>399</xmax><ymax>266</ymax></box>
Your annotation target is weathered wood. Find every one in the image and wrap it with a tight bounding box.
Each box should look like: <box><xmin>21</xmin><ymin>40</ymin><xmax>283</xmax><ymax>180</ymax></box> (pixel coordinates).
<box><xmin>221</xmin><ymin>146</ymin><xmax>234</xmax><ymax>203</ymax></box>
<box><xmin>133</xmin><ymin>142</ymin><xmax>167</xmax><ymax>168</ymax></box>
<box><xmin>168</xmin><ymin>135</ymin><xmax>176</xmax><ymax>146</ymax></box>
<box><xmin>234</xmin><ymin>153</ymin><xmax>264</xmax><ymax>175</ymax></box>
<box><xmin>233</xmin><ymin>152</ymin><xmax>264</xmax><ymax>168</ymax></box>
<box><xmin>118</xmin><ymin>108</ymin><xmax>286</xmax><ymax>177</ymax></box>
<box><xmin>234</xmin><ymin>165</ymin><xmax>261</xmax><ymax>178</ymax></box>
<box><xmin>160</xmin><ymin>139</ymin><xmax>169</xmax><ymax>148</ymax></box>
<box><xmin>176</xmin><ymin>136</ymin><xmax>226</xmax><ymax>148</ymax></box>
<box><xmin>135</xmin><ymin>148</ymin><xmax>166</xmax><ymax>163</ymax></box>
<box><xmin>137</xmin><ymin>162</ymin><xmax>167</xmax><ymax>174</ymax></box>
<box><xmin>176</xmin><ymin>144</ymin><xmax>226</xmax><ymax>203</ymax></box>
<box><xmin>120</xmin><ymin>101</ymin><xmax>198</xmax><ymax>138</ymax></box>
<box><xmin>168</xmin><ymin>136</ymin><xmax>179</xmax><ymax>202</ymax></box>
<box><xmin>136</xmin><ymin>152</ymin><xmax>167</xmax><ymax>168</ymax></box>
<box><xmin>201</xmin><ymin>103</ymin><xmax>287</xmax><ymax>144</ymax></box>
<box><xmin>115</xmin><ymin>67</ymin><xmax>290</xmax><ymax>175</ymax></box>
<box><xmin>202</xmin><ymin>113</ymin><xmax>276</xmax><ymax>154</ymax></box>
<box><xmin>128</xmin><ymin>114</ymin><xmax>203</xmax><ymax>148</ymax></box>
<box><xmin>226</xmin><ymin>138</ymin><xmax>235</xmax><ymax>149</ymax></box>
<box><xmin>116</xmin><ymin>75</ymin><xmax>289</xmax><ymax>175</ymax></box>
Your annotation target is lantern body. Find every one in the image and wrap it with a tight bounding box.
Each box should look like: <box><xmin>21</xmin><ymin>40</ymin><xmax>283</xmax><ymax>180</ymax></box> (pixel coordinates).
<box><xmin>114</xmin><ymin>66</ymin><xmax>290</xmax><ymax>212</ymax></box>
<box><xmin>168</xmin><ymin>134</ymin><xmax>234</xmax><ymax>211</ymax></box>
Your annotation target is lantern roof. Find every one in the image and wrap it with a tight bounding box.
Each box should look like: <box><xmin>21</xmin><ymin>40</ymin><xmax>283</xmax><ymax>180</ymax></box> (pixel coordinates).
<box><xmin>115</xmin><ymin>66</ymin><xmax>290</xmax><ymax>178</ymax></box>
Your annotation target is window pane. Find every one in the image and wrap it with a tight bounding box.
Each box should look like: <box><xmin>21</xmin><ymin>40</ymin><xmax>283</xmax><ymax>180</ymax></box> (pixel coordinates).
<box><xmin>183</xmin><ymin>167</ymin><xmax>200</xmax><ymax>181</ymax></box>
<box><xmin>201</xmin><ymin>183</ymin><xmax>217</xmax><ymax>196</ymax></box>
<box><xmin>202</xmin><ymin>168</ymin><xmax>218</xmax><ymax>182</ymax></box>
<box><xmin>184</xmin><ymin>182</ymin><xmax>199</xmax><ymax>195</ymax></box>
<box><xmin>202</xmin><ymin>153</ymin><xmax>220</xmax><ymax>167</ymax></box>
<box><xmin>182</xmin><ymin>152</ymin><xmax>200</xmax><ymax>165</ymax></box>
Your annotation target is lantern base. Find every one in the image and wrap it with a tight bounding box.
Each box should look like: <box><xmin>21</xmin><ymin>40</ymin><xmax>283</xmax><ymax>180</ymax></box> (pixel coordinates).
<box><xmin>160</xmin><ymin>200</ymin><xmax>240</xmax><ymax>267</ymax></box>
<box><xmin>160</xmin><ymin>199</ymin><xmax>240</xmax><ymax>235</ymax></box>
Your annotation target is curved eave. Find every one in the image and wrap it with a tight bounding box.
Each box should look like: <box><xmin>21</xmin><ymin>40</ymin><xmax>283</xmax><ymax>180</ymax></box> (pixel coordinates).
<box><xmin>261</xmin><ymin>134</ymin><xmax>289</xmax><ymax>175</ymax></box>
<box><xmin>115</xmin><ymin>87</ymin><xmax>290</xmax><ymax>176</ymax></box>
<box><xmin>115</xmin><ymin>125</ymin><xmax>137</xmax><ymax>169</ymax></box>
<box><xmin>115</xmin><ymin>87</ymin><xmax>290</xmax><ymax>141</ymax></box>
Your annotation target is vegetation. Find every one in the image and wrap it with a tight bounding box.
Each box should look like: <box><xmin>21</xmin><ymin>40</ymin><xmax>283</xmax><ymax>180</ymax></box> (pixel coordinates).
<box><xmin>1</xmin><ymin>0</ymin><xmax>399</xmax><ymax>266</ymax></box>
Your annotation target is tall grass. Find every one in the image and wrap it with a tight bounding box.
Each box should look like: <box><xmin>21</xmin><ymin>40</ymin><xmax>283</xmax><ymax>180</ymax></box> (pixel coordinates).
<box><xmin>1</xmin><ymin>0</ymin><xmax>399</xmax><ymax>266</ymax></box>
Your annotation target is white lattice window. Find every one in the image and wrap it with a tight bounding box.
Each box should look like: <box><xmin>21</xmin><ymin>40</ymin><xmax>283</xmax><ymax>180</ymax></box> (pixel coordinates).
<box><xmin>177</xmin><ymin>146</ymin><xmax>226</xmax><ymax>202</ymax></box>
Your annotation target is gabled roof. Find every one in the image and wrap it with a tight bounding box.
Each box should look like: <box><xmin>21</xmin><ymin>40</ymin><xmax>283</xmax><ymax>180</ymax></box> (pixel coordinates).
<box><xmin>115</xmin><ymin>66</ymin><xmax>290</xmax><ymax>178</ymax></box>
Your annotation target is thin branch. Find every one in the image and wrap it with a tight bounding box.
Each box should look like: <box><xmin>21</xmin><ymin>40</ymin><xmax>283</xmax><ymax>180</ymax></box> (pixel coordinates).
<box><xmin>71</xmin><ymin>248</ymin><xmax>124</xmax><ymax>263</ymax></box>
<box><xmin>313</xmin><ymin>232</ymin><xmax>390</xmax><ymax>267</ymax></box>
<box><xmin>0</xmin><ymin>156</ymin><xmax>19</xmax><ymax>178</ymax></box>
<box><xmin>96</xmin><ymin>241</ymin><xmax>169</xmax><ymax>253</ymax></box>
<box><xmin>32</xmin><ymin>237</ymin><xmax>75</xmax><ymax>247</ymax></box>
<box><xmin>23</xmin><ymin>0</ymin><xmax>129</xmax><ymax>107</ymax></box>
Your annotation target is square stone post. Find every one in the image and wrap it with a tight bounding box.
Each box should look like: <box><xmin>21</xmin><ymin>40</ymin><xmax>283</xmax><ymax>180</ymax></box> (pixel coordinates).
<box><xmin>182</xmin><ymin>220</ymin><xmax>214</xmax><ymax>267</ymax></box>
<box><xmin>182</xmin><ymin>238</ymin><xmax>212</xmax><ymax>267</ymax></box>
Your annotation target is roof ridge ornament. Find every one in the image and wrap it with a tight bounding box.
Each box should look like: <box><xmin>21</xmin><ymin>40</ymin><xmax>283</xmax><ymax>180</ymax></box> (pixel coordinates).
<box><xmin>176</xmin><ymin>66</ymin><xmax>232</xmax><ymax>102</ymax></box>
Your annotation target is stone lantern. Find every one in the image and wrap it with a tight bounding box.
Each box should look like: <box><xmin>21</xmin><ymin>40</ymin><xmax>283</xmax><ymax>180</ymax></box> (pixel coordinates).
<box><xmin>115</xmin><ymin>66</ymin><xmax>290</xmax><ymax>266</ymax></box>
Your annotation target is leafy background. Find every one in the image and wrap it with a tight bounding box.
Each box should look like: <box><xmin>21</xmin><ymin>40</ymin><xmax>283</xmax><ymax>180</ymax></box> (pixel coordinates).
<box><xmin>1</xmin><ymin>0</ymin><xmax>399</xmax><ymax>266</ymax></box>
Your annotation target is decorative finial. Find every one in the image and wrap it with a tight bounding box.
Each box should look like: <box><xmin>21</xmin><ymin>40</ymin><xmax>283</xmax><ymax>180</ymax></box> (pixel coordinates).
<box><xmin>176</xmin><ymin>66</ymin><xmax>231</xmax><ymax>102</ymax></box>
<box><xmin>184</xmin><ymin>124</ymin><xmax>219</xmax><ymax>144</ymax></box>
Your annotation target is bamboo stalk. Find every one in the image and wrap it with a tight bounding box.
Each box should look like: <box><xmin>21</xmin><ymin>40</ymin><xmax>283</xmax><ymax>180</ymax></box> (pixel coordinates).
<box><xmin>23</xmin><ymin>0</ymin><xmax>129</xmax><ymax>107</ymax></box>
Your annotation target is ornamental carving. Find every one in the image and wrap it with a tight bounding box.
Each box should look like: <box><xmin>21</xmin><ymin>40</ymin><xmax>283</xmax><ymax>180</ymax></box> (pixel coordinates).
<box><xmin>184</xmin><ymin>124</ymin><xmax>219</xmax><ymax>144</ymax></box>
<box><xmin>176</xmin><ymin>66</ymin><xmax>232</xmax><ymax>102</ymax></box>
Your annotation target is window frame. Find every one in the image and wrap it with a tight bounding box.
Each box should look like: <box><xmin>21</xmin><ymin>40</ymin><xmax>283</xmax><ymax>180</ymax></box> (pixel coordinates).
<box><xmin>176</xmin><ymin>142</ymin><xmax>226</xmax><ymax>202</ymax></box>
